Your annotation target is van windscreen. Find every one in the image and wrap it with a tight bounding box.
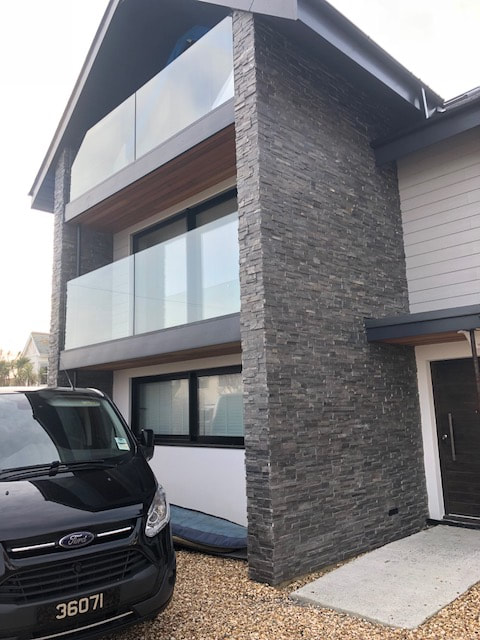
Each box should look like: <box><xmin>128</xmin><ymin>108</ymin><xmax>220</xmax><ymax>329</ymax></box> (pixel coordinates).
<box><xmin>0</xmin><ymin>391</ymin><xmax>134</xmax><ymax>471</ymax></box>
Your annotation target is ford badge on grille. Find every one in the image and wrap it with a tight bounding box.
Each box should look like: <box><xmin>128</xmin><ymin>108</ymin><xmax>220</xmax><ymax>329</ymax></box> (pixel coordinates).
<box><xmin>59</xmin><ymin>531</ymin><xmax>95</xmax><ymax>549</ymax></box>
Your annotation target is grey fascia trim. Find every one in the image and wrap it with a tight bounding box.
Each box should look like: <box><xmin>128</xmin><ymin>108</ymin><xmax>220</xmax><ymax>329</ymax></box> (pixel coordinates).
<box><xmin>60</xmin><ymin>313</ymin><xmax>241</xmax><ymax>370</ymax></box>
<box><xmin>365</xmin><ymin>304</ymin><xmax>480</xmax><ymax>343</ymax></box>
<box><xmin>374</xmin><ymin>102</ymin><xmax>480</xmax><ymax>164</ymax></box>
<box><xmin>297</xmin><ymin>0</ymin><xmax>442</xmax><ymax>113</ymax></box>
<box><xmin>197</xmin><ymin>0</ymin><xmax>297</xmax><ymax>19</ymax></box>
<box><xmin>65</xmin><ymin>99</ymin><xmax>235</xmax><ymax>223</ymax></box>
<box><xmin>29</xmin><ymin>0</ymin><xmax>120</xmax><ymax>209</ymax></box>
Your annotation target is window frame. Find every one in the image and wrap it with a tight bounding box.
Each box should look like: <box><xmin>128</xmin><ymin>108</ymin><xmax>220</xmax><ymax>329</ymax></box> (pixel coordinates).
<box><xmin>131</xmin><ymin>365</ymin><xmax>244</xmax><ymax>448</ymax></box>
<box><xmin>132</xmin><ymin>189</ymin><xmax>237</xmax><ymax>254</ymax></box>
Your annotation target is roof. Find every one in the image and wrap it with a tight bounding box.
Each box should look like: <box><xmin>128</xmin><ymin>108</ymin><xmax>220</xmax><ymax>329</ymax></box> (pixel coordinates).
<box><xmin>373</xmin><ymin>85</ymin><xmax>480</xmax><ymax>164</ymax></box>
<box><xmin>30</xmin><ymin>0</ymin><xmax>443</xmax><ymax>213</ymax></box>
<box><xmin>22</xmin><ymin>332</ymin><xmax>50</xmax><ymax>358</ymax></box>
<box><xmin>30</xmin><ymin>332</ymin><xmax>50</xmax><ymax>356</ymax></box>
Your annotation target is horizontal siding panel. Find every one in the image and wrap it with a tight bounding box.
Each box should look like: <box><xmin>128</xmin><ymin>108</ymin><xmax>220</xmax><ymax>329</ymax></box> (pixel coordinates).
<box><xmin>407</xmin><ymin>253</ymin><xmax>480</xmax><ymax>280</ymax></box>
<box><xmin>404</xmin><ymin>227</ymin><xmax>480</xmax><ymax>258</ymax></box>
<box><xmin>400</xmin><ymin>161</ymin><xmax>480</xmax><ymax>202</ymax></box>
<box><xmin>400</xmin><ymin>175</ymin><xmax>480</xmax><ymax>213</ymax></box>
<box><xmin>398</xmin><ymin>131</ymin><xmax>480</xmax><ymax>188</ymax></box>
<box><xmin>401</xmin><ymin>189</ymin><xmax>480</xmax><ymax>223</ymax></box>
<box><xmin>409</xmin><ymin>280</ymin><xmax>479</xmax><ymax>304</ymax></box>
<box><xmin>408</xmin><ymin>267</ymin><xmax>480</xmax><ymax>293</ymax></box>
<box><xmin>399</xmin><ymin>127</ymin><xmax>480</xmax><ymax>313</ymax></box>
<box><xmin>403</xmin><ymin>213</ymin><xmax>480</xmax><ymax>244</ymax></box>
<box><xmin>410</xmin><ymin>291</ymin><xmax>480</xmax><ymax>314</ymax></box>
<box><xmin>399</xmin><ymin>149</ymin><xmax>480</xmax><ymax>191</ymax></box>
<box><xmin>403</xmin><ymin>201</ymin><xmax>480</xmax><ymax>234</ymax></box>
<box><xmin>405</xmin><ymin>240</ymin><xmax>480</xmax><ymax>269</ymax></box>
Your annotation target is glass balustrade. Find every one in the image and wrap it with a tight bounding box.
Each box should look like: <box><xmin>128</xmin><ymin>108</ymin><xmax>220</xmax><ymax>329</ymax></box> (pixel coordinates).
<box><xmin>70</xmin><ymin>17</ymin><xmax>233</xmax><ymax>201</ymax></box>
<box><xmin>64</xmin><ymin>213</ymin><xmax>240</xmax><ymax>350</ymax></box>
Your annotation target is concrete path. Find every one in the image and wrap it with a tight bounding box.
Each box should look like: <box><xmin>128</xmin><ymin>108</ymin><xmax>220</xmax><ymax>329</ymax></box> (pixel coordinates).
<box><xmin>291</xmin><ymin>526</ymin><xmax>480</xmax><ymax>629</ymax></box>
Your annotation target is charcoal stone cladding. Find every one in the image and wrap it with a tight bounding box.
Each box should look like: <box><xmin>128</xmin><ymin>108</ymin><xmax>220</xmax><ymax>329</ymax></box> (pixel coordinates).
<box><xmin>49</xmin><ymin>147</ymin><xmax>113</xmax><ymax>396</ymax></box>
<box><xmin>233</xmin><ymin>12</ymin><xmax>427</xmax><ymax>585</ymax></box>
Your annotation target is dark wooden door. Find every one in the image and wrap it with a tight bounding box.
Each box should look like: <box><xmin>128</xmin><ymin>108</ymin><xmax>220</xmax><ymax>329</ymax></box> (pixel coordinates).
<box><xmin>431</xmin><ymin>358</ymin><xmax>480</xmax><ymax>518</ymax></box>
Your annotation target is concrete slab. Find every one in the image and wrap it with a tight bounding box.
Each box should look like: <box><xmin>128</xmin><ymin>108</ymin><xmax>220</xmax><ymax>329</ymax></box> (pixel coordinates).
<box><xmin>291</xmin><ymin>526</ymin><xmax>480</xmax><ymax>629</ymax></box>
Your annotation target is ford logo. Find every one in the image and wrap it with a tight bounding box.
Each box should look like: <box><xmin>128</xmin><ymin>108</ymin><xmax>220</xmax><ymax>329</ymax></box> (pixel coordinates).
<box><xmin>59</xmin><ymin>531</ymin><xmax>95</xmax><ymax>549</ymax></box>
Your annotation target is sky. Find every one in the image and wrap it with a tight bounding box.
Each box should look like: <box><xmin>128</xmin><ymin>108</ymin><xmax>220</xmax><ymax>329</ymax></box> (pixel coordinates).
<box><xmin>0</xmin><ymin>0</ymin><xmax>479</xmax><ymax>356</ymax></box>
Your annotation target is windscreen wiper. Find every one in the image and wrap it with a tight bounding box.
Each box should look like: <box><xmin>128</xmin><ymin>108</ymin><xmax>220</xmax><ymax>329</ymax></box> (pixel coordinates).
<box><xmin>0</xmin><ymin>463</ymin><xmax>53</xmax><ymax>481</ymax></box>
<box><xmin>0</xmin><ymin>460</ymin><xmax>117</xmax><ymax>481</ymax></box>
<box><xmin>47</xmin><ymin>460</ymin><xmax>117</xmax><ymax>476</ymax></box>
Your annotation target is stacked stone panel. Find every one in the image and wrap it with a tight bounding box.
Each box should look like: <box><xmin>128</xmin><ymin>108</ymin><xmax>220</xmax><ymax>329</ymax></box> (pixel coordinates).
<box><xmin>233</xmin><ymin>12</ymin><xmax>427</xmax><ymax>584</ymax></box>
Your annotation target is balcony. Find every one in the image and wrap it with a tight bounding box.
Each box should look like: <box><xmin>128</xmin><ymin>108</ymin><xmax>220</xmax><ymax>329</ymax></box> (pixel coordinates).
<box><xmin>70</xmin><ymin>16</ymin><xmax>234</xmax><ymax>202</ymax></box>
<box><xmin>65</xmin><ymin>212</ymin><xmax>240</xmax><ymax>351</ymax></box>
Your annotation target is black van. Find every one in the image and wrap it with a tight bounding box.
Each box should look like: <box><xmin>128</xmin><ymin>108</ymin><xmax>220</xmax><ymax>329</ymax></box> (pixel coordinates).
<box><xmin>0</xmin><ymin>387</ymin><xmax>176</xmax><ymax>640</ymax></box>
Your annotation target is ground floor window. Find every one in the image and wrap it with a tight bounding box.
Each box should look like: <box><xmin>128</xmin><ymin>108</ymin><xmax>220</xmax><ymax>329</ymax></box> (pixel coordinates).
<box><xmin>132</xmin><ymin>366</ymin><xmax>243</xmax><ymax>446</ymax></box>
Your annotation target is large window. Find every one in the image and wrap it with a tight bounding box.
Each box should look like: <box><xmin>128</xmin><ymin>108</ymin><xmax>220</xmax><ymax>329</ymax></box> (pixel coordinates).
<box><xmin>132</xmin><ymin>191</ymin><xmax>239</xmax><ymax>333</ymax></box>
<box><xmin>132</xmin><ymin>366</ymin><xmax>243</xmax><ymax>447</ymax></box>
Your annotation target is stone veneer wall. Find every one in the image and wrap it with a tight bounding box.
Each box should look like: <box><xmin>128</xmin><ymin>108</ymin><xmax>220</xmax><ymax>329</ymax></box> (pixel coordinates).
<box><xmin>48</xmin><ymin>148</ymin><xmax>113</xmax><ymax>396</ymax></box>
<box><xmin>233</xmin><ymin>12</ymin><xmax>427</xmax><ymax>584</ymax></box>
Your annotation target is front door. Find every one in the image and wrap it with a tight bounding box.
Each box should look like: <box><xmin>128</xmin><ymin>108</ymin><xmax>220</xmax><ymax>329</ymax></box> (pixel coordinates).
<box><xmin>431</xmin><ymin>358</ymin><xmax>480</xmax><ymax>518</ymax></box>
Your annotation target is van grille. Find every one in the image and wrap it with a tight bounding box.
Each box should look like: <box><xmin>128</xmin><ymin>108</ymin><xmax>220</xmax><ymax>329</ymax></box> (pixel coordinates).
<box><xmin>0</xmin><ymin>548</ymin><xmax>151</xmax><ymax>604</ymax></box>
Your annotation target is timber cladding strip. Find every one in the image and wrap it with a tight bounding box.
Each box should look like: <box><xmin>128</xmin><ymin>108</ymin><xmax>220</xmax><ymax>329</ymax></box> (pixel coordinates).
<box><xmin>67</xmin><ymin>125</ymin><xmax>237</xmax><ymax>233</ymax></box>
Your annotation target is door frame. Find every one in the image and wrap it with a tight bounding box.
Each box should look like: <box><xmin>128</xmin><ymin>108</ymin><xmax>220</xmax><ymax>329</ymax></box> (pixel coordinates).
<box><xmin>415</xmin><ymin>341</ymin><xmax>475</xmax><ymax>520</ymax></box>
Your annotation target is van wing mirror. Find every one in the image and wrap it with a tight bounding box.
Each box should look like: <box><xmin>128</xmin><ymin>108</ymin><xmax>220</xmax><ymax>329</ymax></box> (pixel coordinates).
<box><xmin>139</xmin><ymin>429</ymin><xmax>155</xmax><ymax>460</ymax></box>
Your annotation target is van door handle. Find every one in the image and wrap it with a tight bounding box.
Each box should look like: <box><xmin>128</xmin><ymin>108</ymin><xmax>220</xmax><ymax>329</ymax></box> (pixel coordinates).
<box><xmin>448</xmin><ymin>413</ymin><xmax>457</xmax><ymax>461</ymax></box>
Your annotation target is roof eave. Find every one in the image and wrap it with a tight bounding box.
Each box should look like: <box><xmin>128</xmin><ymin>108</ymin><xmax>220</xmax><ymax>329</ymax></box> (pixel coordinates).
<box><xmin>29</xmin><ymin>0</ymin><xmax>121</xmax><ymax>212</ymax></box>
<box><xmin>297</xmin><ymin>0</ymin><xmax>443</xmax><ymax>113</ymax></box>
<box><xmin>30</xmin><ymin>0</ymin><xmax>445</xmax><ymax>214</ymax></box>
<box><xmin>373</xmin><ymin>96</ymin><xmax>480</xmax><ymax>164</ymax></box>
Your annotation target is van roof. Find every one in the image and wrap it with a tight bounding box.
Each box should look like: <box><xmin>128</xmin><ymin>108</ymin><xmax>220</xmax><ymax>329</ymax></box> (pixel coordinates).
<box><xmin>0</xmin><ymin>387</ymin><xmax>104</xmax><ymax>396</ymax></box>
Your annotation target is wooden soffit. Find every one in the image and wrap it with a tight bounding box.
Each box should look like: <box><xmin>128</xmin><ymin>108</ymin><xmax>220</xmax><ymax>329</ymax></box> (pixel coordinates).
<box><xmin>66</xmin><ymin>124</ymin><xmax>236</xmax><ymax>233</ymax></box>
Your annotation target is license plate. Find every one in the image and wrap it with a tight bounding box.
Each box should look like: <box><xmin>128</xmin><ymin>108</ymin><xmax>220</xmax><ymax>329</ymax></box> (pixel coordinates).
<box><xmin>38</xmin><ymin>588</ymin><xmax>119</xmax><ymax>626</ymax></box>
<box><xmin>55</xmin><ymin>592</ymin><xmax>105</xmax><ymax>620</ymax></box>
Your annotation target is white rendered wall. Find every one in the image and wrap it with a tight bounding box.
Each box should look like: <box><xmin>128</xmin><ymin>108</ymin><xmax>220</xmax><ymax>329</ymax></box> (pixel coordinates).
<box><xmin>113</xmin><ymin>353</ymin><xmax>247</xmax><ymax>525</ymax></box>
<box><xmin>415</xmin><ymin>339</ymin><xmax>474</xmax><ymax>520</ymax></box>
<box><xmin>398</xmin><ymin>127</ymin><xmax>480</xmax><ymax>313</ymax></box>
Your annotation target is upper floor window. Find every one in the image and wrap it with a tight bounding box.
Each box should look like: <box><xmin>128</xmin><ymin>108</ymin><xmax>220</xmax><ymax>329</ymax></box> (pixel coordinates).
<box><xmin>132</xmin><ymin>192</ymin><xmax>239</xmax><ymax>333</ymax></box>
<box><xmin>64</xmin><ymin>191</ymin><xmax>239</xmax><ymax>350</ymax></box>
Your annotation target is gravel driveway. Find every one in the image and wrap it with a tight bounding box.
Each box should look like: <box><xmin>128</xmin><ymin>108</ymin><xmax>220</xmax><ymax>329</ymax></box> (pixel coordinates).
<box><xmin>114</xmin><ymin>551</ymin><xmax>480</xmax><ymax>639</ymax></box>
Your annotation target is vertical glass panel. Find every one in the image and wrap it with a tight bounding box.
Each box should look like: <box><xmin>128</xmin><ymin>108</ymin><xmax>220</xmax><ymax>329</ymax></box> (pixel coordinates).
<box><xmin>70</xmin><ymin>95</ymin><xmax>135</xmax><ymax>201</ymax></box>
<box><xmin>65</xmin><ymin>257</ymin><xmax>134</xmax><ymax>350</ymax></box>
<box><xmin>198</xmin><ymin>373</ymin><xmax>244</xmax><ymax>437</ymax></box>
<box><xmin>198</xmin><ymin>211</ymin><xmax>240</xmax><ymax>320</ymax></box>
<box><xmin>134</xmin><ymin>235</ymin><xmax>187</xmax><ymax>334</ymax></box>
<box><xmin>64</xmin><ymin>204</ymin><xmax>240</xmax><ymax>349</ymax></box>
<box><xmin>136</xmin><ymin>17</ymin><xmax>233</xmax><ymax>158</ymax></box>
<box><xmin>137</xmin><ymin>379</ymin><xmax>189</xmax><ymax>436</ymax></box>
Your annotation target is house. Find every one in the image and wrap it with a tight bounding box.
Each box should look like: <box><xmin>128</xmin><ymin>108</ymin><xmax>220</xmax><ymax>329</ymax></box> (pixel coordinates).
<box><xmin>29</xmin><ymin>0</ymin><xmax>479</xmax><ymax>585</ymax></box>
<box><xmin>367</xmin><ymin>87</ymin><xmax>480</xmax><ymax>525</ymax></box>
<box><xmin>21</xmin><ymin>332</ymin><xmax>49</xmax><ymax>384</ymax></box>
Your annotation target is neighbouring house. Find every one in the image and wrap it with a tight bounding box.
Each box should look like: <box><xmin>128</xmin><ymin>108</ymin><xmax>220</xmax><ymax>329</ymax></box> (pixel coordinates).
<box><xmin>29</xmin><ymin>0</ymin><xmax>480</xmax><ymax>585</ymax></box>
<box><xmin>21</xmin><ymin>332</ymin><xmax>49</xmax><ymax>384</ymax></box>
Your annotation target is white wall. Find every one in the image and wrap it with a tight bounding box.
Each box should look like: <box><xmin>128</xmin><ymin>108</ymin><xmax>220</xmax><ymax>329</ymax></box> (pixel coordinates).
<box><xmin>113</xmin><ymin>353</ymin><xmax>247</xmax><ymax>525</ymax></box>
<box><xmin>398</xmin><ymin>127</ymin><xmax>480</xmax><ymax>313</ymax></box>
<box><xmin>415</xmin><ymin>339</ymin><xmax>474</xmax><ymax>519</ymax></box>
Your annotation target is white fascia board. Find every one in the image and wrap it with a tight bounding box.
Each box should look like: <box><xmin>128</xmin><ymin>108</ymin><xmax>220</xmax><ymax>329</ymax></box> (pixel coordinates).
<box><xmin>196</xmin><ymin>0</ymin><xmax>298</xmax><ymax>19</ymax></box>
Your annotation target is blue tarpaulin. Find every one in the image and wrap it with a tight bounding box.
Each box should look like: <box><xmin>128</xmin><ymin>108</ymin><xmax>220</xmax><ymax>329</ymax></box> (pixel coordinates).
<box><xmin>170</xmin><ymin>504</ymin><xmax>247</xmax><ymax>557</ymax></box>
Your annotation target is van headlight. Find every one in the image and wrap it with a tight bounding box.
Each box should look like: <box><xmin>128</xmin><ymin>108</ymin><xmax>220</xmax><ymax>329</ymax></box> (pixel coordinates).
<box><xmin>145</xmin><ymin>485</ymin><xmax>170</xmax><ymax>537</ymax></box>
